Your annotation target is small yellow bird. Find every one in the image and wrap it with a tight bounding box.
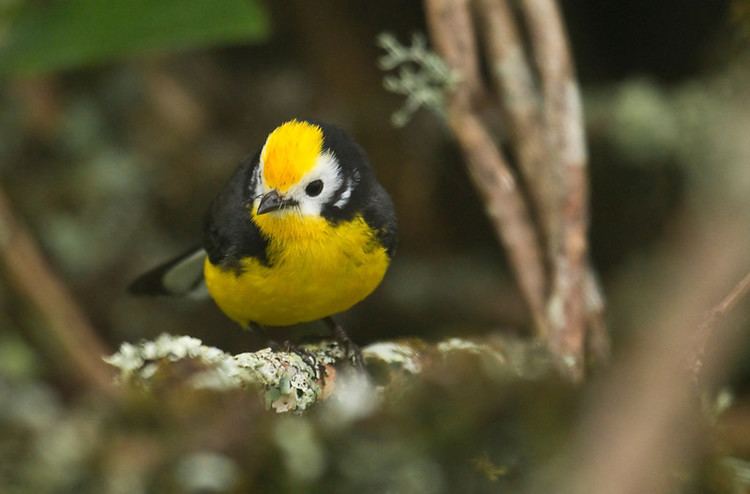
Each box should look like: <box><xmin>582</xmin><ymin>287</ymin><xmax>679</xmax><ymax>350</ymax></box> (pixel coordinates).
<box><xmin>130</xmin><ymin>119</ymin><xmax>397</xmax><ymax>363</ymax></box>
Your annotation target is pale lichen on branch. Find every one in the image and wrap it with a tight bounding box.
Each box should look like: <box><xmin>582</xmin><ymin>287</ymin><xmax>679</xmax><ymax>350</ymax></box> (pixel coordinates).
<box><xmin>376</xmin><ymin>32</ymin><xmax>458</xmax><ymax>126</ymax></box>
<box><xmin>104</xmin><ymin>333</ymin><xmax>552</xmax><ymax>413</ymax></box>
<box><xmin>104</xmin><ymin>334</ymin><xmax>346</xmax><ymax>412</ymax></box>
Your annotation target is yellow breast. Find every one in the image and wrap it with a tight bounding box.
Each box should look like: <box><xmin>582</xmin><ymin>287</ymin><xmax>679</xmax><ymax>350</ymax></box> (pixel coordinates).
<box><xmin>203</xmin><ymin>213</ymin><xmax>390</xmax><ymax>327</ymax></box>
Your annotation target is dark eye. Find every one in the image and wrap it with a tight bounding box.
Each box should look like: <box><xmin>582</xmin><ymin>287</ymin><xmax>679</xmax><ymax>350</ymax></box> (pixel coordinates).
<box><xmin>305</xmin><ymin>179</ymin><xmax>324</xmax><ymax>197</ymax></box>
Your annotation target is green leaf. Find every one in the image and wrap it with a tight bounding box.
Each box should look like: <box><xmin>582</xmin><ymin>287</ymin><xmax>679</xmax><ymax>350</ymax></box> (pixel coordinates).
<box><xmin>0</xmin><ymin>0</ymin><xmax>271</xmax><ymax>76</ymax></box>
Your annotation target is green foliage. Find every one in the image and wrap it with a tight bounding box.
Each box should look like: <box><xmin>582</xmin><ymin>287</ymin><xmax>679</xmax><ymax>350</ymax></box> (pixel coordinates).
<box><xmin>0</xmin><ymin>0</ymin><xmax>270</xmax><ymax>76</ymax></box>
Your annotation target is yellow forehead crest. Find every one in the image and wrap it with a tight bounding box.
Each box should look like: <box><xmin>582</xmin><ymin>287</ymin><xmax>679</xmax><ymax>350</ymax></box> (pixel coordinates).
<box><xmin>260</xmin><ymin>120</ymin><xmax>323</xmax><ymax>192</ymax></box>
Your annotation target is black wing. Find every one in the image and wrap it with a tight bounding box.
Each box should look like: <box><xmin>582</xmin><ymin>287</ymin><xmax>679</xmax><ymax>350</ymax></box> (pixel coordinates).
<box><xmin>202</xmin><ymin>151</ymin><xmax>269</xmax><ymax>270</ymax></box>
<box><xmin>131</xmin><ymin>151</ymin><xmax>270</xmax><ymax>296</ymax></box>
<box><xmin>362</xmin><ymin>181</ymin><xmax>398</xmax><ymax>258</ymax></box>
<box><xmin>129</xmin><ymin>246</ymin><xmax>208</xmax><ymax>298</ymax></box>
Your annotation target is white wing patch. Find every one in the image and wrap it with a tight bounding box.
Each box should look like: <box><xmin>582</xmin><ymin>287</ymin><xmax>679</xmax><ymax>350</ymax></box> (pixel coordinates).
<box><xmin>162</xmin><ymin>248</ymin><xmax>209</xmax><ymax>298</ymax></box>
<box><xmin>334</xmin><ymin>178</ymin><xmax>353</xmax><ymax>208</ymax></box>
<box><xmin>186</xmin><ymin>279</ymin><xmax>210</xmax><ymax>300</ymax></box>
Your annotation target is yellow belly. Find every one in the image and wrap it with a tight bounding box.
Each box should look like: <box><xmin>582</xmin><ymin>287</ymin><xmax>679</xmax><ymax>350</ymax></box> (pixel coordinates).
<box><xmin>203</xmin><ymin>214</ymin><xmax>389</xmax><ymax>327</ymax></box>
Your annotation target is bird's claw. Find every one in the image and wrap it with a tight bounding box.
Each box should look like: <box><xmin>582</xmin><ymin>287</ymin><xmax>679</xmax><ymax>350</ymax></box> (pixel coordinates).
<box><xmin>340</xmin><ymin>339</ymin><xmax>365</xmax><ymax>370</ymax></box>
<box><xmin>281</xmin><ymin>340</ymin><xmax>321</xmax><ymax>375</ymax></box>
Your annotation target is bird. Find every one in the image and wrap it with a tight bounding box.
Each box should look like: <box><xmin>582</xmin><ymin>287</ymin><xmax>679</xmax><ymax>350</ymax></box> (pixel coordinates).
<box><xmin>129</xmin><ymin>119</ymin><xmax>397</xmax><ymax>365</ymax></box>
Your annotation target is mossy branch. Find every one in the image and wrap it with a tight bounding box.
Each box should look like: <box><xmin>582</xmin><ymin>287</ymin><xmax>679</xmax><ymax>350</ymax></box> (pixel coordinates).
<box><xmin>104</xmin><ymin>333</ymin><xmax>552</xmax><ymax>413</ymax></box>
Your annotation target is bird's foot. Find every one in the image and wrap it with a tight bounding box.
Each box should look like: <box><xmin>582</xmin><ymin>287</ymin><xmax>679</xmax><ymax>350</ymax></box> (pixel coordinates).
<box><xmin>248</xmin><ymin>323</ymin><xmax>279</xmax><ymax>351</ymax></box>
<box><xmin>323</xmin><ymin>317</ymin><xmax>366</xmax><ymax>371</ymax></box>
<box><xmin>341</xmin><ymin>339</ymin><xmax>365</xmax><ymax>370</ymax></box>
<box><xmin>280</xmin><ymin>340</ymin><xmax>321</xmax><ymax>374</ymax></box>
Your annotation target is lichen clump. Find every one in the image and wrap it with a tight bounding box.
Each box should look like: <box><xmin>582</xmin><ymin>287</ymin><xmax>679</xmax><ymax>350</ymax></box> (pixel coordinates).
<box><xmin>377</xmin><ymin>32</ymin><xmax>458</xmax><ymax>126</ymax></box>
<box><xmin>104</xmin><ymin>334</ymin><xmax>343</xmax><ymax>412</ymax></box>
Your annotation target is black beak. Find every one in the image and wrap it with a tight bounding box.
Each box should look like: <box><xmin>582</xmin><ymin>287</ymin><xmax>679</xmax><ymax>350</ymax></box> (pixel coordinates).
<box><xmin>256</xmin><ymin>190</ymin><xmax>284</xmax><ymax>215</ymax></box>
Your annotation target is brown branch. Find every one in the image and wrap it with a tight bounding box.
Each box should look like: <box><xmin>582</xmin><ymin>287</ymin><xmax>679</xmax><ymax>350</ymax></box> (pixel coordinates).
<box><xmin>474</xmin><ymin>0</ymin><xmax>551</xmax><ymax>222</ymax></box>
<box><xmin>422</xmin><ymin>0</ymin><xmax>606</xmax><ymax>379</ymax></box>
<box><xmin>519</xmin><ymin>0</ymin><xmax>590</xmax><ymax>380</ymax></box>
<box><xmin>692</xmin><ymin>269</ymin><xmax>750</xmax><ymax>379</ymax></box>
<box><xmin>558</xmin><ymin>221</ymin><xmax>748</xmax><ymax>494</ymax></box>
<box><xmin>475</xmin><ymin>1</ymin><xmax>610</xmax><ymax>366</ymax></box>
<box><xmin>584</xmin><ymin>268</ymin><xmax>610</xmax><ymax>365</ymax></box>
<box><xmin>424</xmin><ymin>0</ymin><xmax>548</xmax><ymax>332</ymax></box>
<box><xmin>0</xmin><ymin>186</ymin><xmax>115</xmax><ymax>395</ymax></box>
<box><xmin>449</xmin><ymin>113</ymin><xmax>548</xmax><ymax>330</ymax></box>
<box><xmin>424</xmin><ymin>0</ymin><xmax>485</xmax><ymax>102</ymax></box>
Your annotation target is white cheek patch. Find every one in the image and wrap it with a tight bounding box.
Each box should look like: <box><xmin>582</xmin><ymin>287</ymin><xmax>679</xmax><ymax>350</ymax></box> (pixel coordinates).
<box><xmin>253</xmin><ymin>162</ymin><xmax>263</xmax><ymax>197</ymax></box>
<box><xmin>252</xmin><ymin>151</ymin><xmax>346</xmax><ymax>217</ymax></box>
<box><xmin>289</xmin><ymin>151</ymin><xmax>343</xmax><ymax>216</ymax></box>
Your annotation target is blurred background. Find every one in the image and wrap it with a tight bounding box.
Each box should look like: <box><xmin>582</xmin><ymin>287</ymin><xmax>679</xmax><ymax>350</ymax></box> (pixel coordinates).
<box><xmin>3</xmin><ymin>1</ymin><xmax>750</xmax><ymax>492</ymax></box>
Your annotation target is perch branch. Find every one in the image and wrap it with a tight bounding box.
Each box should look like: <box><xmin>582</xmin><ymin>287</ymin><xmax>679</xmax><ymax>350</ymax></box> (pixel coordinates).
<box><xmin>104</xmin><ymin>333</ymin><xmax>554</xmax><ymax>413</ymax></box>
<box><xmin>424</xmin><ymin>0</ymin><xmax>548</xmax><ymax>333</ymax></box>
<box><xmin>0</xmin><ymin>186</ymin><xmax>114</xmax><ymax>394</ymax></box>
